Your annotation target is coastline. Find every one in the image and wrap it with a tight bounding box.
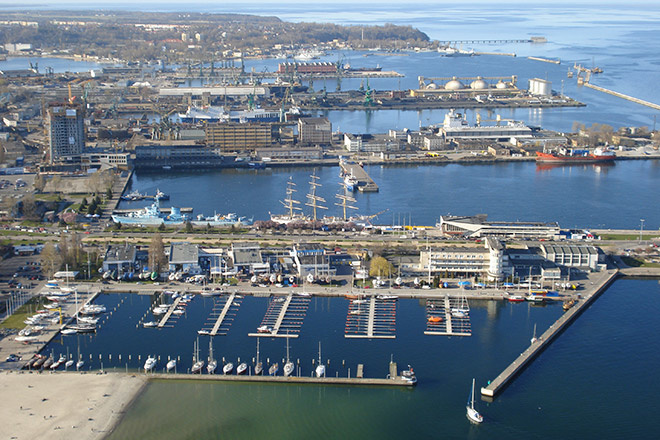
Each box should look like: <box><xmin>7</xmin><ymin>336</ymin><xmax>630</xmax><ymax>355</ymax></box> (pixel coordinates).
<box><xmin>0</xmin><ymin>371</ymin><xmax>146</xmax><ymax>440</ymax></box>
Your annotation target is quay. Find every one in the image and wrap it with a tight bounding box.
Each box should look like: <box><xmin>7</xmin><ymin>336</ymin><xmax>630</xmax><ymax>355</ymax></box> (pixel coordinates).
<box><xmin>339</xmin><ymin>161</ymin><xmax>379</xmax><ymax>192</ymax></box>
<box><xmin>584</xmin><ymin>82</ymin><xmax>660</xmax><ymax>110</ymax></box>
<box><xmin>248</xmin><ymin>293</ymin><xmax>311</xmax><ymax>338</ymax></box>
<box><xmin>528</xmin><ymin>56</ymin><xmax>560</xmax><ymax>64</ymax></box>
<box><xmin>474</xmin><ymin>51</ymin><xmax>516</xmax><ymax>57</ymax></box>
<box><xmin>112</xmin><ymin>207</ymin><xmax>194</xmax><ymax>215</ymax></box>
<box><xmin>480</xmin><ymin>269</ymin><xmax>619</xmax><ymax>399</ymax></box>
<box><xmin>148</xmin><ymin>361</ymin><xmax>413</xmax><ymax>387</ymax></box>
<box><xmin>438</xmin><ymin>39</ymin><xmax>532</xmax><ymax>44</ymax></box>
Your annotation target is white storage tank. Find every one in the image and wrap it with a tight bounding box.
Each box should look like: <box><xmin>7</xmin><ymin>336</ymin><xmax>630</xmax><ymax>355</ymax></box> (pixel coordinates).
<box><xmin>528</xmin><ymin>78</ymin><xmax>552</xmax><ymax>96</ymax></box>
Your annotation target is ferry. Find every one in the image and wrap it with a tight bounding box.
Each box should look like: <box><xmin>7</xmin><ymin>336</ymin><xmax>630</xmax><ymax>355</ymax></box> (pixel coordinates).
<box><xmin>536</xmin><ymin>146</ymin><xmax>616</xmax><ymax>163</ymax></box>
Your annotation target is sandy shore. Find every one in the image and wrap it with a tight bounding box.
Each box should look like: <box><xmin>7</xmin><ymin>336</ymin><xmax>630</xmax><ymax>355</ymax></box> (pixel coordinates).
<box><xmin>0</xmin><ymin>371</ymin><xmax>146</xmax><ymax>440</ymax></box>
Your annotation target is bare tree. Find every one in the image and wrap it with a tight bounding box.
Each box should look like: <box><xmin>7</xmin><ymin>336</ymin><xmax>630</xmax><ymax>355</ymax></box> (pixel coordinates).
<box><xmin>148</xmin><ymin>233</ymin><xmax>167</xmax><ymax>273</ymax></box>
<box><xmin>40</xmin><ymin>242</ymin><xmax>62</xmax><ymax>278</ymax></box>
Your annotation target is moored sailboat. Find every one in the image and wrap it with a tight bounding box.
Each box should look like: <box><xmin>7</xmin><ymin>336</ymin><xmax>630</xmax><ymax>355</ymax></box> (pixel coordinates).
<box><xmin>466</xmin><ymin>378</ymin><xmax>484</xmax><ymax>424</ymax></box>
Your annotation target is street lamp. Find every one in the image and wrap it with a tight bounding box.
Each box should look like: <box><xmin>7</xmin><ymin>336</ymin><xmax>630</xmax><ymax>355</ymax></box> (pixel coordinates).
<box><xmin>639</xmin><ymin>219</ymin><xmax>645</xmax><ymax>243</ymax></box>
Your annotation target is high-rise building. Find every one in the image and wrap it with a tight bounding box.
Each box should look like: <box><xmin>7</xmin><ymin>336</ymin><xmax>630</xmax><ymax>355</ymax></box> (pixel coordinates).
<box><xmin>47</xmin><ymin>103</ymin><xmax>85</xmax><ymax>162</ymax></box>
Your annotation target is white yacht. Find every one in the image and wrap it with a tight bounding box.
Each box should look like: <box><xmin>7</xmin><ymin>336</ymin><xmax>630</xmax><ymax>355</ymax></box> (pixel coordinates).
<box><xmin>166</xmin><ymin>359</ymin><xmax>177</xmax><ymax>372</ymax></box>
<box><xmin>466</xmin><ymin>378</ymin><xmax>484</xmax><ymax>424</ymax></box>
<box><xmin>315</xmin><ymin>341</ymin><xmax>325</xmax><ymax>378</ymax></box>
<box><xmin>223</xmin><ymin>362</ymin><xmax>234</xmax><ymax>375</ymax></box>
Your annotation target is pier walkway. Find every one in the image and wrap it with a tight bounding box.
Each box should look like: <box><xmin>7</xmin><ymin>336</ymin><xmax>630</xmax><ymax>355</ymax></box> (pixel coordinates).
<box><xmin>248</xmin><ymin>294</ymin><xmax>311</xmax><ymax>338</ymax></box>
<box><xmin>340</xmin><ymin>161</ymin><xmax>379</xmax><ymax>192</ymax></box>
<box><xmin>424</xmin><ymin>295</ymin><xmax>472</xmax><ymax>336</ymax></box>
<box><xmin>199</xmin><ymin>293</ymin><xmax>241</xmax><ymax>336</ymax></box>
<box><xmin>584</xmin><ymin>83</ymin><xmax>660</xmax><ymax>111</ymax></box>
<box><xmin>345</xmin><ymin>296</ymin><xmax>397</xmax><ymax>339</ymax></box>
<box><xmin>157</xmin><ymin>296</ymin><xmax>182</xmax><ymax>328</ymax></box>
<box><xmin>481</xmin><ymin>269</ymin><xmax>619</xmax><ymax>399</ymax></box>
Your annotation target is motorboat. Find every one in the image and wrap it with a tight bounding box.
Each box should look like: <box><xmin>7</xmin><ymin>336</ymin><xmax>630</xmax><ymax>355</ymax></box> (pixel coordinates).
<box><xmin>315</xmin><ymin>342</ymin><xmax>325</xmax><ymax>378</ymax></box>
<box><xmin>427</xmin><ymin>316</ymin><xmax>443</xmax><ymax>323</ymax></box>
<box><xmin>237</xmin><ymin>363</ymin><xmax>248</xmax><ymax>375</ymax></box>
<box><xmin>401</xmin><ymin>365</ymin><xmax>417</xmax><ymax>384</ymax></box>
<box><xmin>223</xmin><ymin>362</ymin><xmax>234</xmax><ymax>375</ymax></box>
<box><xmin>166</xmin><ymin>359</ymin><xmax>177</xmax><ymax>372</ymax></box>
<box><xmin>143</xmin><ymin>321</ymin><xmax>158</xmax><ymax>328</ymax></box>
<box><xmin>65</xmin><ymin>359</ymin><xmax>74</xmax><ymax>369</ymax></box>
<box><xmin>257</xmin><ymin>325</ymin><xmax>272</xmax><ymax>334</ymax></box>
<box><xmin>269</xmin><ymin>362</ymin><xmax>279</xmax><ymax>376</ymax></box>
<box><xmin>144</xmin><ymin>356</ymin><xmax>157</xmax><ymax>372</ymax></box>
<box><xmin>507</xmin><ymin>294</ymin><xmax>526</xmax><ymax>302</ymax></box>
<box><xmin>466</xmin><ymin>378</ymin><xmax>484</xmax><ymax>423</ymax></box>
<box><xmin>76</xmin><ymin>360</ymin><xmax>85</xmax><ymax>370</ymax></box>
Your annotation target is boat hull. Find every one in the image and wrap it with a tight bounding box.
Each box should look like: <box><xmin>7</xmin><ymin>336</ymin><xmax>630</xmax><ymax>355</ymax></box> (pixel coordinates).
<box><xmin>535</xmin><ymin>151</ymin><xmax>615</xmax><ymax>163</ymax></box>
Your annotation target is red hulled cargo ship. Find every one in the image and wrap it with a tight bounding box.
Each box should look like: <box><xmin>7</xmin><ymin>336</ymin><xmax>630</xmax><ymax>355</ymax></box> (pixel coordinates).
<box><xmin>536</xmin><ymin>147</ymin><xmax>616</xmax><ymax>163</ymax></box>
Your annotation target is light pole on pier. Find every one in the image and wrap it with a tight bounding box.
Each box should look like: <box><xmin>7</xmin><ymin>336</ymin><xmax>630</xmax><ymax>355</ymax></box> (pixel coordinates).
<box><xmin>639</xmin><ymin>219</ymin><xmax>645</xmax><ymax>243</ymax></box>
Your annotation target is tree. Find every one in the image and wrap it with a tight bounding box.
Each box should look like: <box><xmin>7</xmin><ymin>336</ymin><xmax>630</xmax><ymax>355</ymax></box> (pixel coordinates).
<box><xmin>20</xmin><ymin>195</ymin><xmax>39</xmax><ymax>221</ymax></box>
<box><xmin>33</xmin><ymin>174</ymin><xmax>46</xmax><ymax>192</ymax></box>
<box><xmin>369</xmin><ymin>255</ymin><xmax>394</xmax><ymax>278</ymax></box>
<box><xmin>148</xmin><ymin>232</ymin><xmax>167</xmax><ymax>273</ymax></box>
<box><xmin>185</xmin><ymin>221</ymin><xmax>194</xmax><ymax>233</ymax></box>
<box><xmin>40</xmin><ymin>242</ymin><xmax>62</xmax><ymax>278</ymax></box>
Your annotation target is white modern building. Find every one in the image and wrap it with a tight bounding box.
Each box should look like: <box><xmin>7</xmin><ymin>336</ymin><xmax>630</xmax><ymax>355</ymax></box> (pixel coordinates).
<box><xmin>439</xmin><ymin>214</ymin><xmax>561</xmax><ymax>240</ymax></box>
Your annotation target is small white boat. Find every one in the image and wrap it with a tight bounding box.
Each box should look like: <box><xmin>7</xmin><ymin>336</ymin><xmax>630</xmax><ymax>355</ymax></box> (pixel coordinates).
<box><xmin>144</xmin><ymin>356</ymin><xmax>157</xmax><ymax>372</ymax></box>
<box><xmin>531</xmin><ymin>323</ymin><xmax>538</xmax><ymax>344</ymax></box>
<box><xmin>254</xmin><ymin>338</ymin><xmax>263</xmax><ymax>375</ymax></box>
<box><xmin>284</xmin><ymin>335</ymin><xmax>294</xmax><ymax>377</ymax></box>
<box><xmin>173</xmin><ymin>309</ymin><xmax>185</xmax><ymax>315</ymax></box>
<box><xmin>207</xmin><ymin>359</ymin><xmax>217</xmax><ymax>374</ymax></box>
<box><xmin>237</xmin><ymin>363</ymin><xmax>248</xmax><ymax>375</ymax></box>
<box><xmin>223</xmin><ymin>362</ymin><xmax>234</xmax><ymax>375</ymax></box>
<box><xmin>466</xmin><ymin>378</ymin><xmax>484</xmax><ymax>424</ymax></box>
<box><xmin>15</xmin><ymin>336</ymin><xmax>38</xmax><ymax>342</ymax></box>
<box><xmin>65</xmin><ymin>359</ymin><xmax>74</xmax><ymax>369</ymax></box>
<box><xmin>143</xmin><ymin>321</ymin><xmax>158</xmax><ymax>328</ymax></box>
<box><xmin>315</xmin><ymin>341</ymin><xmax>325</xmax><ymax>378</ymax></box>
<box><xmin>268</xmin><ymin>362</ymin><xmax>279</xmax><ymax>376</ymax></box>
<box><xmin>191</xmin><ymin>360</ymin><xmax>205</xmax><ymax>374</ymax></box>
<box><xmin>76</xmin><ymin>360</ymin><xmax>85</xmax><ymax>370</ymax></box>
<box><xmin>166</xmin><ymin>359</ymin><xmax>177</xmax><ymax>372</ymax></box>
<box><xmin>257</xmin><ymin>325</ymin><xmax>272</xmax><ymax>334</ymax></box>
<box><xmin>376</xmin><ymin>295</ymin><xmax>397</xmax><ymax>300</ymax></box>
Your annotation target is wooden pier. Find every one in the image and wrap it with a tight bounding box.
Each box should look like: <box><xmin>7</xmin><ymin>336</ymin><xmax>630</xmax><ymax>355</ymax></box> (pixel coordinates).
<box><xmin>339</xmin><ymin>161</ymin><xmax>379</xmax><ymax>192</ymax></box>
<box><xmin>345</xmin><ymin>296</ymin><xmax>397</xmax><ymax>339</ymax></box>
<box><xmin>248</xmin><ymin>294</ymin><xmax>311</xmax><ymax>338</ymax></box>
<box><xmin>480</xmin><ymin>269</ymin><xmax>619</xmax><ymax>399</ymax></box>
<box><xmin>205</xmin><ymin>293</ymin><xmax>238</xmax><ymax>336</ymax></box>
<box><xmin>157</xmin><ymin>296</ymin><xmax>182</xmax><ymax>328</ymax></box>
<box><xmin>424</xmin><ymin>295</ymin><xmax>472</xmax><ymax>336</ymax></box>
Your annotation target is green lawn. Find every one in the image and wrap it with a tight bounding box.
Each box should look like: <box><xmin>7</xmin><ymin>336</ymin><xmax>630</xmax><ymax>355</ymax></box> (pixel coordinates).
<box><xmin>621</xmin><ymin>256</ymin><xmax>660</xmax><ymax>268</ymax></box>
<box><xmin>0</xmin><ymin>296</ymin><xmax>46</xmax><ymax>329</ymax></box>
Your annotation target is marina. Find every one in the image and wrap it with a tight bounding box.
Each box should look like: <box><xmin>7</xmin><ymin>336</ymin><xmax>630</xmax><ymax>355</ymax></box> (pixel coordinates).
<box><xmin>345</xmin><ymin>296</ymin><xmax>397</xmax><ymax>339</ymax></box>
<box><xmin>199</xmin><ymin>293</ymin><xmax>242</xmax><ymax>336</ymax></box>
<box><xmin>424</xmin><ymin>295</ymin><xmax>473</xmax><ymax>337</ymax></box>
<box><xmin>157</xmin><ymin>295</ymin><xmax>184</xmax><ymax>329</ymax></box>
<box><xmin>247</xmin><ymin>293</ymin><xmax>311</xmax><ymax>338</ymax></box>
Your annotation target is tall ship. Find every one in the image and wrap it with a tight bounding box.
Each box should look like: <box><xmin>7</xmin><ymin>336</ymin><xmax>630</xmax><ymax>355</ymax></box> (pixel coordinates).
<box><xmin>270</xmin><ymin>177</ymin><xmax>310</xmax><ymax>224</ymax></box>
<box><xmin>535</xmin><ymin>146</ymin><xmax>616</xmax><ymax>163</ymax></box>
<box><xmin>111</xmin><ymin>200</ymin><xmax>189</xmax><ymax>226</ymax></box>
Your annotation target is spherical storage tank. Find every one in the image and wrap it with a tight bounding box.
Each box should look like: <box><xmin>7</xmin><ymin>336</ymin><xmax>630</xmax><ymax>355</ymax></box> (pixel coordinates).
<box><xmin>445</xmin><ymin>77</ymin><xmax>464</xmax><ymax>90</ymax></box>
<box><xmin>495</xmin><ymin>80</ymin><xmax>508</xmax><ymax>89</ymax></box>
<box><xmin>470</xmin><ymin>77</ymin><xmax>489</xmax><ymax>90</ymax></box>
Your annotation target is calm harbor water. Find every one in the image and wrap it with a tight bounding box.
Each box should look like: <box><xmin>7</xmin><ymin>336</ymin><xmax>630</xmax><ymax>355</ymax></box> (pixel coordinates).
<box><xmin>122</xmin><ymin>159</ymin><xmax>660</xmax><ymax>230</ymax></box>
<box><xmin>58</xmin><ymin>279</ymin><xmax>657</xmax><ymax>440</ymax></box>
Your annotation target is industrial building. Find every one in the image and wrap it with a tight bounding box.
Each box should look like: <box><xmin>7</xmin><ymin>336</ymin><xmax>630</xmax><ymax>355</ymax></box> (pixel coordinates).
<box><xmin>47</xmin><ymin>103</ymin><xmax>85</xmax><ymax>162</ymax></box>
<box><xmin>438</xmin><ymin>214</ymin><xmax>561</xmax><ymax>240</ymax></box>
<box><xmin>205</xmin><ymin>123</ymin><xmax>273</xmax><ymax>151</ymax></box>
<box><xmin>298</xmin><ymin>117</ymin><xmax>332</xmax><ymax>145</ymax></box>
<box><xmin>133</xmin><ymin>142</ymin><xmax>226</xmax><ymax>168</ymax></box>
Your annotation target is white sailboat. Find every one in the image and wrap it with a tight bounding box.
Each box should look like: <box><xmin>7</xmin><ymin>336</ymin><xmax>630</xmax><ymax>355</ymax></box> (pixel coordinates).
<box><xmin>531</xmin><ymin>323</ymin><xmax>538</xmax><ymax>344</ymax></box>
<box><xmin>207</xmin><ymin>339</ymin><xmax>217</xmax><ymax>374</ymax></box>
<box><xmin>166</xmin><ymin>359</ymin><xmax>177</xmax><ymax>372</ymax></box>
<box><xmin>144</xmin><ymin>356</ymin><xmax>157</xmax><ymax>372</ymax></box>
<box><xmin>254</xmin><ymin>338</ymin><xmax>263</xmax><ymax>375</ymax></box>
<box><xmin>237</xmin><ymin>362</ymin><xmax>248</xmax><ymax>375</ymax></box>
<box><xmin>283</xmin><ymin>335</ymin><xmax>294</xmax><ymax>377</ymax></box>
<box><xmin>466</xmin><ymin>378</ymin><xmax>484</xmax><ymax>424</ymax></box>
<box><xmin>191</xmin><ymin>337</ymin><xmax>205</xmax><ymax>374</ymax></box>
<box><xmin>315</xmin><ymin>341</ymin><xmax>325</xmax><ymax>378</ymax></box>
<box><xmin>223</xmin><ymin>361</ymin><xmax>234</xmax><ymax>375</ymax></box>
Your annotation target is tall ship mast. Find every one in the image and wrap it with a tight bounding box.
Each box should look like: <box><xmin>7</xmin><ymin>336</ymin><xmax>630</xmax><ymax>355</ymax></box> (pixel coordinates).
<box><xmin>270</xmin><ymin>176</ymin><xmax>309</xmax><ymax>224</ymax></box>
<box><xmin>334</xmin><ymin>185</ymin><xmax>358</xmax><ymax>221</ymax></box>
<box><xmin>305</xmin><ymin>171</ymin><xmax>328</xmax><ymax>221</ymax></box>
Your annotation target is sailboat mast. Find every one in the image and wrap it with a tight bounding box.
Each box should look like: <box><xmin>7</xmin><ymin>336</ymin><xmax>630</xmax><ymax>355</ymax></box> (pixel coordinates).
<box><xmin>305</xmin><ymin>171</ymin><xmax>327</xmax><ymax>220</ymax></box>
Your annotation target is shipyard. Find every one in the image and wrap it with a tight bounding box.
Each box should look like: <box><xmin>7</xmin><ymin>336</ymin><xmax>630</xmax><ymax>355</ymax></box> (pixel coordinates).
<box><xmin>1</xmin><ymin>3</ymin><xmax>660</xmax><ymax>440</ymax></box>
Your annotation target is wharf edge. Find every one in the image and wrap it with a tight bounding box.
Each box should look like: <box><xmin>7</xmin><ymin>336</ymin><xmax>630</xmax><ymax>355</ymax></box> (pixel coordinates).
<box><xmin>480</xmin><ymin>269</ymin><xmax>619</xmax><ymax>399</ymax></box>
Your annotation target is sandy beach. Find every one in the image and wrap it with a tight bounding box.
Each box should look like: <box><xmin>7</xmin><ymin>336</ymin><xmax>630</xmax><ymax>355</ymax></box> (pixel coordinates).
<box><xmin>0</xmin><ymin>371</ymin><xmax>146</xmax><ymax>440</ymax></box>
